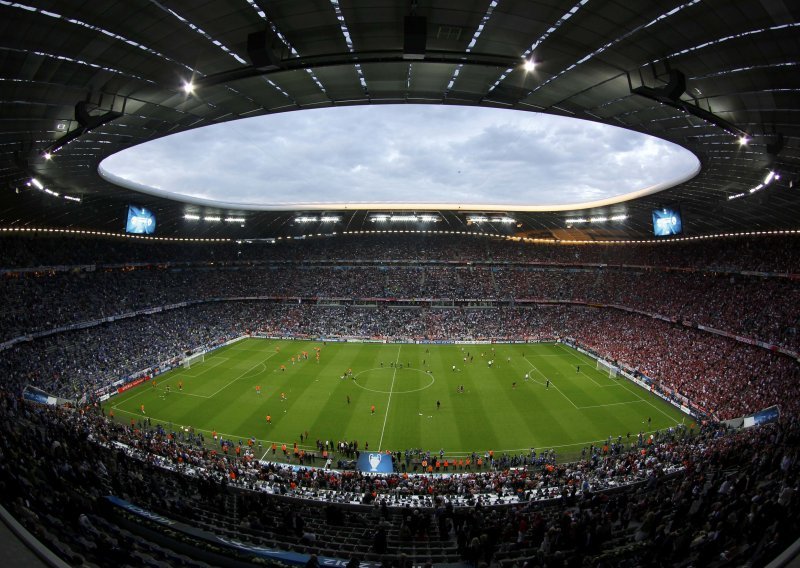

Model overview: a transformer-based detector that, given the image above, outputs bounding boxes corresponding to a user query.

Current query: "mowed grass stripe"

[261,342,336,446]
[110,339,276,426]
[538,357,597,407]
[306,349,360,445]
[103,339,690,460]
[184,342,276,436]
[449,358,502,452]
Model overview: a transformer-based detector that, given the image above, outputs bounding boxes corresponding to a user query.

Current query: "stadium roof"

[0,0,798,240]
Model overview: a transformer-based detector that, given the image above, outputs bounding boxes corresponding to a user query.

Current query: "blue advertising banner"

[742,405,780,428]
[753,405,780,426]
[357,452,394,473]
[23,390,50,405]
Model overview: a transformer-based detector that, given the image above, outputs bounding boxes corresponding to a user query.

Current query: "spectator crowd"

[1,297,796,421]
[0,231,798,566]
[0,382,797,567]
[2,232,800,273]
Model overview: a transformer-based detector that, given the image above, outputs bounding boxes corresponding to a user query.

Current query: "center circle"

[352,367,435,394]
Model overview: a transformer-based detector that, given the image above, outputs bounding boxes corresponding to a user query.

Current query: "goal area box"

[182,352,205,369]
[596,358,619,378]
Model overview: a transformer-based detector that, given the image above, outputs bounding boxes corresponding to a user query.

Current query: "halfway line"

[377,345,402,450]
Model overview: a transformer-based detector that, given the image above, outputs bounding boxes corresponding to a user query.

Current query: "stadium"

[0,1,799,567]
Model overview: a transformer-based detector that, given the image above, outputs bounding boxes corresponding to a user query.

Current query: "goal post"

[595,358,619,378]
[182,351,205,369]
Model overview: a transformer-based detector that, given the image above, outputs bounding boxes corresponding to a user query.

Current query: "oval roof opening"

[99,105,699,211]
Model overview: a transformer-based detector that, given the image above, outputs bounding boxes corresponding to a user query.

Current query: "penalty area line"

[525,360,579,410]
[109,408,319,453]
[556,344,620,387]
[618,379,682,425]
[205,352,278,398]
[577,400,645,409]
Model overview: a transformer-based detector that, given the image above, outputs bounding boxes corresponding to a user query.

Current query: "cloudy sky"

[100,105,699,209]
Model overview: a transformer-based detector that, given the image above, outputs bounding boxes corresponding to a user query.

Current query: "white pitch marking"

[377,345,402,451]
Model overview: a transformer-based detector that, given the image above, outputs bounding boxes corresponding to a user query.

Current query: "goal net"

[182,351,205,369]
[595,359,619,378]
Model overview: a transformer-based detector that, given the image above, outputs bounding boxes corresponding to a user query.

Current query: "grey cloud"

[101,105,698,207]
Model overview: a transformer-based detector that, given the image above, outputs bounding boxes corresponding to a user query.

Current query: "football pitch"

[105,339,687,462]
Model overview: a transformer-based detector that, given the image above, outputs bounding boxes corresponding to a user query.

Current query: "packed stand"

[3,232,800,273]
[2,261,799,352]
[1,232,799,565]
[0,385,797,567]
[1,303,796,421]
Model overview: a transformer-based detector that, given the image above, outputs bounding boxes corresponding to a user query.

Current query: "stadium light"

[730,170,781,201]
[204,216,221,222]
[31,178,43,190]
[738,135,748,146]
[295,216,318,223]
[523,57,536,72]
[589,217,608,223]
[224,217,246,223]
[182,80,195,94]
[468,216,516,224]
[63,195,81,202]
[184,214,200,220]
[565,218,588,224]
[320,216,340,223]
[369,214,439,222]
[43,151,52,160]
[609,214,628,221]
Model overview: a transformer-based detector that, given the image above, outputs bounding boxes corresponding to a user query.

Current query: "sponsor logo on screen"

[126,206,156,234]
[652,208,682,236]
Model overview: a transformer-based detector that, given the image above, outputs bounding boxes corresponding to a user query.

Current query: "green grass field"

[105,339,687,462]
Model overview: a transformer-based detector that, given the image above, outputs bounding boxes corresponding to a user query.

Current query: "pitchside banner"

[357,452,394,474]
